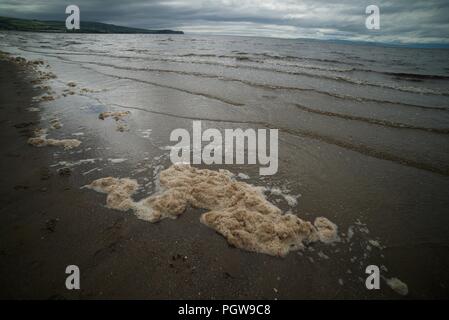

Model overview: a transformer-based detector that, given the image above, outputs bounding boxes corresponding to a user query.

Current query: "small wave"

[19,46,449,110]
[348,67,449,81]
[180,53,218,58]
[64,41,83,46]
[386,72,449,81]
[294,103,449,134]
[107,102,449,177]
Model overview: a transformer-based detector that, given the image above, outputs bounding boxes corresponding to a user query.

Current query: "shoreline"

[0,57,404,299]
[1,36,448,298]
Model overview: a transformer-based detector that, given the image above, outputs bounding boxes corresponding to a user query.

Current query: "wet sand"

[1,59,339,299]
[0,58,373,299]
[1,34,449,299]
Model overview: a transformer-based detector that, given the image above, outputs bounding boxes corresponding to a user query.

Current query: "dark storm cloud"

[0,0,448,43]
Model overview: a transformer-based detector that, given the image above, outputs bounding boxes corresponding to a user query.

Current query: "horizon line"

[1,15,448,49]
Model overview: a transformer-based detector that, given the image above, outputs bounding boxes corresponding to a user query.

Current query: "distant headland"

[0,16,184,34]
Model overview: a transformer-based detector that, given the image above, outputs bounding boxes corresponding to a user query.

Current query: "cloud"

[0,0,448,43]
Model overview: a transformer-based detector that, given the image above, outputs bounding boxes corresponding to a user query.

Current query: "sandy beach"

[1,32,449,299]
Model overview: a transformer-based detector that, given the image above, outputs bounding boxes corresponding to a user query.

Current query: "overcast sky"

[1,0,448,44]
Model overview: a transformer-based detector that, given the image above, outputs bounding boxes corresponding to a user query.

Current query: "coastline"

[0,16,184,34]
[0,57,311,299]
[0,57,84,298]
[0,58,374,299]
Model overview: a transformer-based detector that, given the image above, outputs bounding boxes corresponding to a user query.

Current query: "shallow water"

[1,32,449,298]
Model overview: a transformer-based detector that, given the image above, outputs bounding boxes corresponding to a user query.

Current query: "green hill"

[0,16,183,34]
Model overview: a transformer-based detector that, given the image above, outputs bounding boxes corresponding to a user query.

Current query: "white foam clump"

[108,158,127,164]
[386,277,408,296]
[368,239,382,249]
[237,173,250,180]
[51,158,100,168]
[28,129,81,150]
[283,194,299,207]
[266,186,300,208]
[85,164,339,257]
[138,129,152,139]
